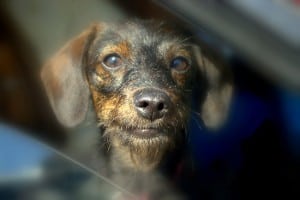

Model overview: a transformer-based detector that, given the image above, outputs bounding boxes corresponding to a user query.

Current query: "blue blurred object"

[278,89,300,156]
[189,87,300,162]
[189,89,269,169]
[0,124,130,200]
[0,124,50,181]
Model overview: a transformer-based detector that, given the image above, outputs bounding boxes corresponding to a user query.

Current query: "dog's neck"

[98,126,190,197]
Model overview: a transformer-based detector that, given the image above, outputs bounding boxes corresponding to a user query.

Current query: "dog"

[41,19,232,199]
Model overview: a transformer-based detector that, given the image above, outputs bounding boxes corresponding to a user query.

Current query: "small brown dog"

[41,19,232,198]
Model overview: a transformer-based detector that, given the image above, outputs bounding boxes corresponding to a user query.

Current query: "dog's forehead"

[122,23,171,44]
[95,21,185,52]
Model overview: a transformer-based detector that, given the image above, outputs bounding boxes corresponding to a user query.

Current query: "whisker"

[192,110,203,130]
[191,110,201,116]
[178,36,192,44]
[184,89,193,93]
[184,126,190,143]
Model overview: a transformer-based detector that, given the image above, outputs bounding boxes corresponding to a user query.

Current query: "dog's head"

[41,20,232,171]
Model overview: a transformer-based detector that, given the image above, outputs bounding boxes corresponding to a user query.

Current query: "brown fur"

[41,19,233,196]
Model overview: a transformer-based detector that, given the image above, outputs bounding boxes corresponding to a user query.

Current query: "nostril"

[137,101,149,108]
[157,102,165,111]
[136,99,166,111]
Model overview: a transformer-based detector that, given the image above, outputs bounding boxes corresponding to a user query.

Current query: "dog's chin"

[105,124,179,171]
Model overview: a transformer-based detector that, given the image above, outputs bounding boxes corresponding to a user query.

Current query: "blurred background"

[0,0,300,199]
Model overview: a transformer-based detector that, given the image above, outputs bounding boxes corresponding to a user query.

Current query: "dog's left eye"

[102,54,123,69]
[170,57,190,72]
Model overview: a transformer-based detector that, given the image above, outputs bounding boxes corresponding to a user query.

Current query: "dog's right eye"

[102,54,123,69]
[170,56,190,72]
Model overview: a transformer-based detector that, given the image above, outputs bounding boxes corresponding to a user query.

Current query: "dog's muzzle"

[131,88,172,138]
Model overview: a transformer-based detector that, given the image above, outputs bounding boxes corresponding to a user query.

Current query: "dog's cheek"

[115,102,137,125]
[171,68,196,92]
[90,91,122,123]
[171,72,188,88]
[169,90,190,115]
[90,64,113,87]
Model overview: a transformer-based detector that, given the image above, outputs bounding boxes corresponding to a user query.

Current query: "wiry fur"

[41,19,233,198]
[85,20,194,173]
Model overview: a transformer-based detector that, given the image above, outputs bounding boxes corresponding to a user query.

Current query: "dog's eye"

[102,54,122,69]
[170,57,190,72]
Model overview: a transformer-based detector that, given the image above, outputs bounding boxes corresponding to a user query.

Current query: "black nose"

[134,89,171,121]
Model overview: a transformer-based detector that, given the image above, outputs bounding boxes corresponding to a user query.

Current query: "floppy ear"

[41,24,100,127]
[193,46,233,130]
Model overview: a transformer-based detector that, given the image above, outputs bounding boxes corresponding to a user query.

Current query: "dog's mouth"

[118,125,168,139]
[103,115,185,141]
[107,122,173,140]
[131,128,162,138]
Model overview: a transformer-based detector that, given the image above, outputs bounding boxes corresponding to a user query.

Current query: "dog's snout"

[134,89,171,121]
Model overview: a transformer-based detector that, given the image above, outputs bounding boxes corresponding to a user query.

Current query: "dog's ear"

[193,46,233,130]
[41,24,100,127]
